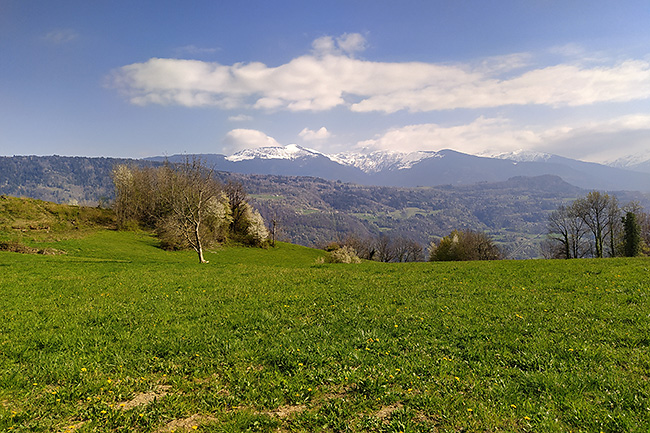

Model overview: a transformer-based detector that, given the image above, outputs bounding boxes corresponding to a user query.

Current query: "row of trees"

[544,191,649,259]
[328,229,502,263]
[428,229,502,261]
[112,160,268,263]
[328,233,426,263]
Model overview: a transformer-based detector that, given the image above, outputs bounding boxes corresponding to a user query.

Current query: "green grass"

[1,230,649,432]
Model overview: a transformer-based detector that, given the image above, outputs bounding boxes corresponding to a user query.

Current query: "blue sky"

[2,0,650,163]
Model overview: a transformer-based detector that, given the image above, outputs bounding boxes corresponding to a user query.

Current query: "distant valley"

[2,150,649,258]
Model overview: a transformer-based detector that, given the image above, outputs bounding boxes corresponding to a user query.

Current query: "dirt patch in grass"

[155,414,216,432]
[261,404,307,419]
[118,385,171,411]
[375,403,403,420]
[0,240,64,255]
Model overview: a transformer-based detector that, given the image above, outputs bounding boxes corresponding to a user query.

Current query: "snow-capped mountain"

[332,150,443,173]
[150,146,650,192]
[226,144,445,173]
[607,151,650,174]
[484,150,554,163]
[226,144,325,162]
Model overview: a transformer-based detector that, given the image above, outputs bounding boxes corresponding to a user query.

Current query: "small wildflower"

[511,404,516,408]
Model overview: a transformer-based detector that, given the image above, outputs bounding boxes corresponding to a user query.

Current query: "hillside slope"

[2,230,649,432]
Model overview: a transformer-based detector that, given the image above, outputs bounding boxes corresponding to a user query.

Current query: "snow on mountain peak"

[226,145,444,172]
[606,150,650,169]
[331,150,443,173]
[484,149,553,162]
[226,144,323,162]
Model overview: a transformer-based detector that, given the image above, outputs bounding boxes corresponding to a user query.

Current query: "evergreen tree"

[622,211,641,257]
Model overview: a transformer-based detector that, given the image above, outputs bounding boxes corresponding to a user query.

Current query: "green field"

[1,229,649,432]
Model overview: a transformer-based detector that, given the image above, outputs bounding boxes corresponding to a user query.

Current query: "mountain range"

[2,152,649,258]
[149,146,650,192]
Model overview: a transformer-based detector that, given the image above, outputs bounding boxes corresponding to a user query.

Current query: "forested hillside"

[2,156,649,258]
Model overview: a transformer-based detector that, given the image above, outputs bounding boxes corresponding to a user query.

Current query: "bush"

[324,245,361,263]
[429,229,502,261]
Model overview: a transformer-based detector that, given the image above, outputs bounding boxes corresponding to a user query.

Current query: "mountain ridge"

[149,146,650,192]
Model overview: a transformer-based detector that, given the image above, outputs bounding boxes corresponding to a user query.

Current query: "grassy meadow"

[1,218,649,431]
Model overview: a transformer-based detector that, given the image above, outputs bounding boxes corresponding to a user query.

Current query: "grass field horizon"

[1,223,649,431]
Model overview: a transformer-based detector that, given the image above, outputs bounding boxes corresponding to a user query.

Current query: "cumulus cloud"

[228,114,253,122]
[357,114,650,163]
[311,32,366,57]
[222,129,280,154]
[298,127,331,141]
[111,33,650,113]
[43,28,78,44]
[537,115,650,162]
[358,117,539,155]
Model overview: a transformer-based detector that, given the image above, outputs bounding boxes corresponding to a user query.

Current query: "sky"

[2,0,650,164]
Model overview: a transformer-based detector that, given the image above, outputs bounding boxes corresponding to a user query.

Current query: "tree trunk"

[195,223,208,263]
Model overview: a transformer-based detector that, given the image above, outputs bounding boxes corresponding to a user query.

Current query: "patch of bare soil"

[155,414,216,432]
[261,404,307,419]
[118,385,171,411]
[375,403,403,420]
[0,240,64,255]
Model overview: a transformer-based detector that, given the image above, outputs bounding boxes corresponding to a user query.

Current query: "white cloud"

[43,28,78,44]
[175,45,220,56]
[336,33,367,55]
[357,115,650,163]
[228,114,253,122]
[537,115,650,162]
[222,129,280,154]
[298,127,331,141]
[358,117,539,155]
[111,34,650,113]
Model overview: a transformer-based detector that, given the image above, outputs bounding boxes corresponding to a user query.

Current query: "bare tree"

[546,203,590,259]
[574,191,613,258]
[158,159,228,263]
[343,234,376,260]
[375,234,397,262]
[393,236,424,262]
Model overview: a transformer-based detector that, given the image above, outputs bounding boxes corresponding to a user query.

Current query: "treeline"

[112,159,268,263]
[544,190,649,259]
[324,229,502,263]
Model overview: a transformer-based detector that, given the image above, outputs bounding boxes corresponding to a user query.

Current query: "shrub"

[325,245,361,263]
